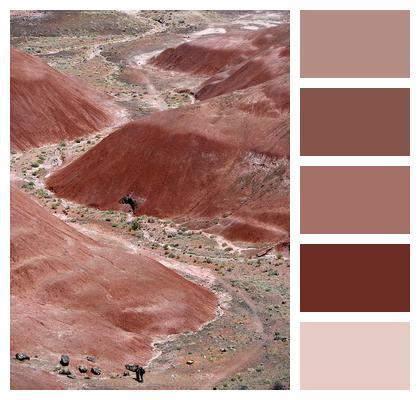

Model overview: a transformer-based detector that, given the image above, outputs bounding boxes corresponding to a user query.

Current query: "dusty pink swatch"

[301,322,410,389]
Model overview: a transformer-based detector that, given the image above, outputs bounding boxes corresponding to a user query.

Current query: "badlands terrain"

[10,10,290,390]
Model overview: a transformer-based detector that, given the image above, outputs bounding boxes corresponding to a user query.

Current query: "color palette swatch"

[300,88,410,156]
[299,9,410,390]
[300,10,410,77]
[300,244,410,312]
[300,166,410,234]
[300,323,410,389]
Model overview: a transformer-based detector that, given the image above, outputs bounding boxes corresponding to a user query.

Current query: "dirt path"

[142,72,169,110]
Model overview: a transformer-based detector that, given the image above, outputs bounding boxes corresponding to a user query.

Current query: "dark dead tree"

[119,193,138,213]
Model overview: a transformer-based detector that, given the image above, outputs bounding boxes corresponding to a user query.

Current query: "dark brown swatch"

[300,244,410,312]
[300,88,410,156]
[301,10,410,77]
[300,166,410,234]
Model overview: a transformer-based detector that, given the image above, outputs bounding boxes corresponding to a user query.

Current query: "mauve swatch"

[301,10,410,77]
[300,88,410,156]
[300,166,410,234]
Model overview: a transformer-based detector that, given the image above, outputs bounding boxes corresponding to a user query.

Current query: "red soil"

[195,46,289,101]
[10,186,217,384]
[46,77,290,244]
[150,25,289,77]
[10,48,119,151]
[11,364,65,390]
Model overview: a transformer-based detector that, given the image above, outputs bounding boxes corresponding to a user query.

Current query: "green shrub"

[21,181,35,190]
[130,218,141,231]
[35,189,50,198]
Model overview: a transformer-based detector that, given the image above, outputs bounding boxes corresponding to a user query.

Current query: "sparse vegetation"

[35,188,50,198]
[21,181,35,190]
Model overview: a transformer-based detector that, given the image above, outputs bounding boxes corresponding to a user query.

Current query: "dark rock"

[60,354,70,366]
[78,365,88,373]
[67,373,77,379]
[91,367,101,375]
[274,332,288,342]
[58,366,71,376]
[125,363,139,372]
[15,352,30,361]
[86,355,96,363]
[239,385,249,390]
[272,381,284,390]
[123,370,130,376]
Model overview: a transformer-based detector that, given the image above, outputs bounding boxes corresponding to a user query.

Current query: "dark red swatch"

[300,244,410,312]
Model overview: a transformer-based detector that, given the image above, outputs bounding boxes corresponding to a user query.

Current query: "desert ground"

[10,10,290,390]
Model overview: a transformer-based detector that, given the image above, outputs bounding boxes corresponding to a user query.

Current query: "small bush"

[21,181,35,190]
[35,189,50,198]
[130,218,141,231]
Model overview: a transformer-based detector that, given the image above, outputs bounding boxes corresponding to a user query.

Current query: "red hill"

[10,48,119,151]
[195,46,289,101]
[46,78,290,244]
[11,185,217,385]
[150,25,289,77]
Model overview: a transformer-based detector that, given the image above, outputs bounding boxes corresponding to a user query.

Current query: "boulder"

[78,365,88,373]
[15,352,30,361]
[60,354,70,366]
[91,367,101,375]
[125,363,139,372]
[58,366,71,376]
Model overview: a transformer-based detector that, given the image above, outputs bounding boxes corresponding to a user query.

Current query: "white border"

[1,0,419,399]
